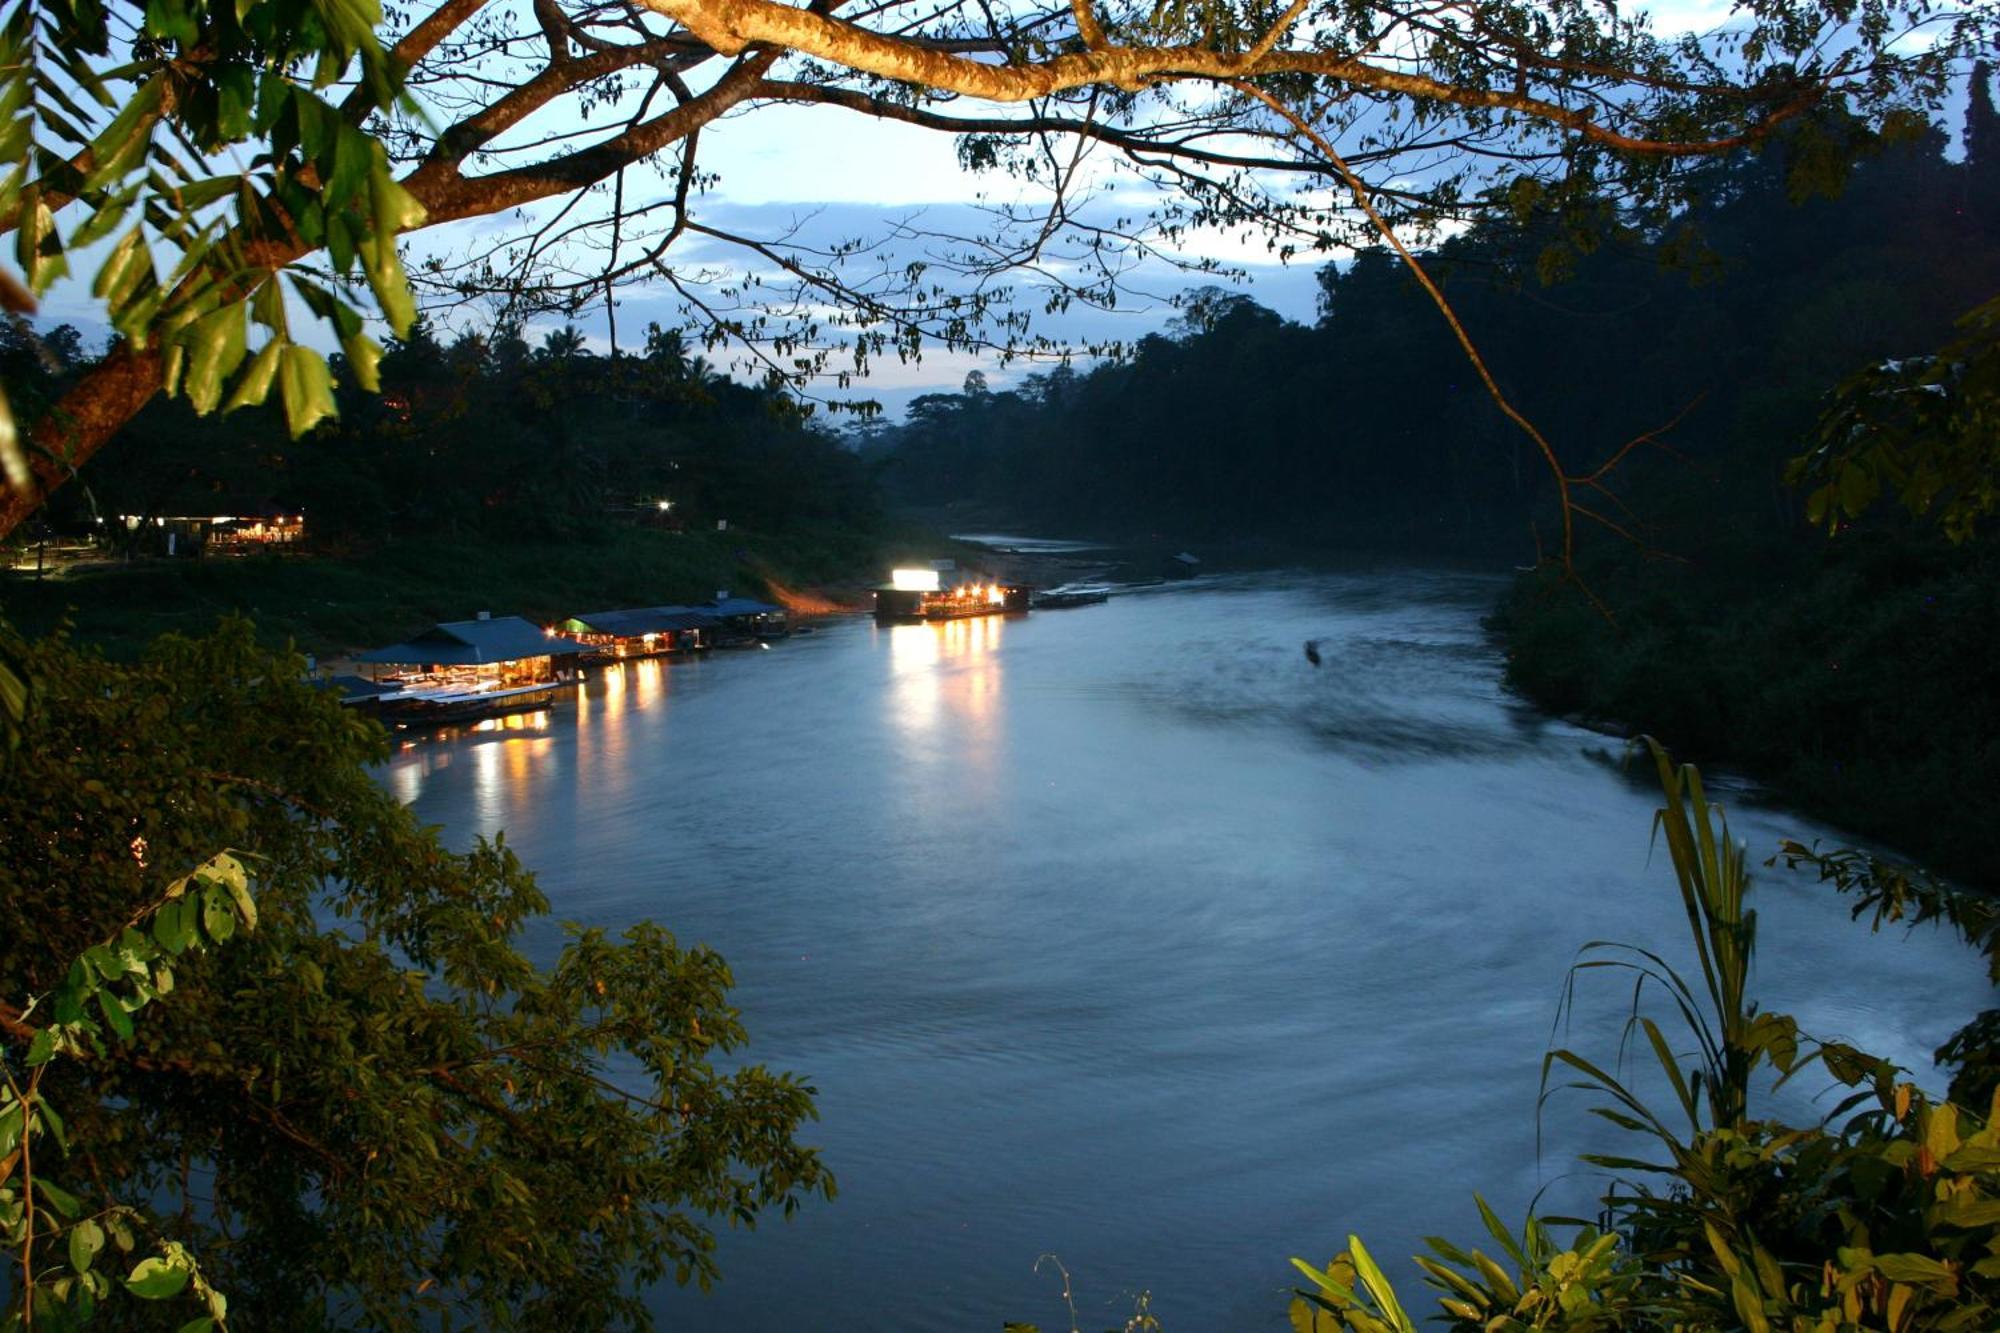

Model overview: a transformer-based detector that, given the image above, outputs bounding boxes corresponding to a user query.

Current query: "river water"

[381,568,1987,1330]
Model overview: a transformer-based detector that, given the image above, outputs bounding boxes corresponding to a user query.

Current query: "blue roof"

[357,616,579,665]
[564,606,719,637]
[322,673,400,700]
[705,597,782,618]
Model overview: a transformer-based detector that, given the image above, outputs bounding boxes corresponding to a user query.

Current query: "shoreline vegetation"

[1491,533,2000,892]
[0,517,1275,662]
[0,520,924,660]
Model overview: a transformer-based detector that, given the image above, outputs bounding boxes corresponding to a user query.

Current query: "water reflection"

[883,616,1008,807]
[468,718,554,828]
[575,659,674,808]
[388,711,553,809]
[884,617,1005,740]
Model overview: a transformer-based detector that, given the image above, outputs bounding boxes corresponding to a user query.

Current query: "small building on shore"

[108,504,304,558]
[559,606,719,660]
[351,614,582,725]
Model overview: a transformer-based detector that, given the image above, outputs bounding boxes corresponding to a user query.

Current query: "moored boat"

[1030,585,1111,610]
[874,567,1029,621]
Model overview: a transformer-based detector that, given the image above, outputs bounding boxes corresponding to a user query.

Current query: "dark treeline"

[8,318,878,549]
[875,94,2000,885]
[874,107,2000,557]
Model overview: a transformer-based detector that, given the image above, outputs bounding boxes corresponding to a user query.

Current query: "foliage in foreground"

[0,619,833,1327]
[4,852,255,1331]
[1293,743,2000,1331]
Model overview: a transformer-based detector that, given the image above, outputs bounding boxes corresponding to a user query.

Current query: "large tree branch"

[409,47,779,222]
[418,36,706,170]
[751,77,1537,181]
[2,342,166,537]
[1,50,785,536]
[638,0,1818,154]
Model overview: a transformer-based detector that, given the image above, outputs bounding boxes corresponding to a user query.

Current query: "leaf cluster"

[1794,294,2000,543]
[5,851,253,1331]
[0,0,423,474]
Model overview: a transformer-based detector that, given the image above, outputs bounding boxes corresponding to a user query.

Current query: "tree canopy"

[0,0,1992,536]
[0,621,834,1326]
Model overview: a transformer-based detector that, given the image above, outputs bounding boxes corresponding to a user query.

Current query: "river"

[381,568,1988,1330]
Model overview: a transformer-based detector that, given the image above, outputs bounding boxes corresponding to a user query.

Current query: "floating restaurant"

[874,567,1029,622]
[348,614,582,726]
[702,594,789,643]
[559,605,719,661]
[335,590,797,730]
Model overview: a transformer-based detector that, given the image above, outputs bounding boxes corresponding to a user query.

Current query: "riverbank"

[1490,531,2000,890]
[0,519,941,659]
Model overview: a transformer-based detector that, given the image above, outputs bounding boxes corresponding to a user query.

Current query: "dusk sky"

[29,0,1948,421]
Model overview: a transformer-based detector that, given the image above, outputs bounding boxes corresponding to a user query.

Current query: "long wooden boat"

[379,679,576,727]
[1031,586,1110,609]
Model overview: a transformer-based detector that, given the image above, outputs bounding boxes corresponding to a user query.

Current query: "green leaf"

[38,1095,67,1150]
[153,897,195,954]
[161,341,187,399]
[70,184,142,249]
[1347,1235,1415,1332]
[33,1176,83,1220]
[180,302,249,415]
[171,176,245,213]
[1473,1195,1530,1270]
[278,344,337,436]
[124,1254,191,1300]
[81,77,166,191]
[250,275,288,331]
[212,864,257,932]
[177,1320,216,1333]
[224,337,284,412]
[1289,1257,1362,1308]
[25,1025,57,1065]
[69,1218,105,1274]
[0,1098,22,1157]
[295,91,336,160]
[200,882,237,943]
[343,332,384,392]
[1871,1252,1958,1289]
[325,122,372,207]
[96,989,134,1041]
[18,197,69,296]
[143,0,199,43]
[214,62,255,139]
[357,157,424,335]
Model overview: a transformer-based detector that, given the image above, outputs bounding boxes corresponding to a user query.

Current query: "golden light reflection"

[467,724,556,829]
[577,659,672,730]
[885,615,1004,781]
[471,710,551,736]
[382,707,555,821]
[634,657,664,710]
[570,658,677,812]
